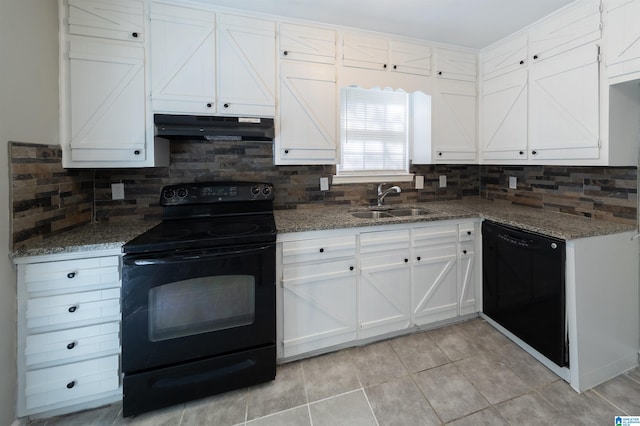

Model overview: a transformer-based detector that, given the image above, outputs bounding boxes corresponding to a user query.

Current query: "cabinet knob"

[519,60,525,65]
[66,272,76,279]
[519,151,524,155]
[66,341,76,350]
[319,248,324,253]
[393,65,397,69]
[68,305,78,313]
[206,103,213,108]
[438,152,443,156]
[532,150,538,155]
[223,103,229,108]
[283,50,289,56]
[349,266,354,271]
[404,258,409,263]
[463,249,468,254]
[467,231,472,235]
[417,256,421,261]
[284,149,289,154]
[132,32,138,38]
[438,71,442,75]
[533,54,539,60]
[134,150,141,155]
[383,64,387,69]
[66,381,76,389]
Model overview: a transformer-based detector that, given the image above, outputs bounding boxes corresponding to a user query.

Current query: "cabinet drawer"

[27,289,120,330]
[412,225,458,247]
[458,224,476,241]
[360,229,410,254]
[283,258,356,283]
[279,22,336,64]
[282,235,356,264]
[413,243,457,263]
[25,257,120,295]
[68,0,145,42]
[26,322,120,367]
[25,355,119,412]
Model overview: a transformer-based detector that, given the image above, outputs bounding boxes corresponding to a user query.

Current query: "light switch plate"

[112,183,125,200]
[439,175,447,188]
[509,176,517,189]
[320,177,329,191]
[415,175,424,189]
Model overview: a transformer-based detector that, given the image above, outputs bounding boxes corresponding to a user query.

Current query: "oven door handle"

[131,245,273,265]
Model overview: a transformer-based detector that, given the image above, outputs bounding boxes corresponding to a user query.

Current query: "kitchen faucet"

[377,183,401,206]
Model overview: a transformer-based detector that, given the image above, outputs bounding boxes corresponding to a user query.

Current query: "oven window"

[148,275,255,342]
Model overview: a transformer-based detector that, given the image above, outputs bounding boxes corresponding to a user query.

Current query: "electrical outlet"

[112,183,125,200]
[320,177,329,191]
[509,176,517,189]
[439,175,447,188]
[415,175,424,190]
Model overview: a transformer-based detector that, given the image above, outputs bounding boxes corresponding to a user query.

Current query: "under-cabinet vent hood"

[154,114,275,141]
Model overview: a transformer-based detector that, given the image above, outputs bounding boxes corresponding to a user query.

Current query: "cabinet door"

[458,241,477,316]
[66,37,147,164]
[276,61,337,164]
[529,43,600,160]
[343,33,389,71]
[359,230,411,338]
[279,22,336,64]
[480,68,528,161]
[68,0,144,42]
[606,0,640,81]
[150,2,216,114]
[529,0,601,62]
[282,259,357,358]
[435,49,477,82]
[389,40,432,76]
[217,14,276,117]
[481,33,528,80]
[434,80,477,162]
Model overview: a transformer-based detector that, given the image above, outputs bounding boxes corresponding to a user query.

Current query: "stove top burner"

[208,223,260,236]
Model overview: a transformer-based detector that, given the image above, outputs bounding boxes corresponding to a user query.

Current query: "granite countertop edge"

[11,200,637,259]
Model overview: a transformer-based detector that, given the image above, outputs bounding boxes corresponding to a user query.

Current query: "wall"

[0,0,59,423]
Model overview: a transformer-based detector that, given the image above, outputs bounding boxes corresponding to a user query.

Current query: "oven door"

[121,243,275,373]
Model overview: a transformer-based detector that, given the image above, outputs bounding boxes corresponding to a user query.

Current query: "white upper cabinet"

[433,80,477,163]
[217,14,276,117]
[150,2,216,114]
[434,49,477,82]
[276,62,337,164]
[68,0,145,42]
[60,0,169,168]
[150,4,276,117]
[480,0,605,165]
[605,0,640,83]
[343,32,432,76]
[279,22,336,64]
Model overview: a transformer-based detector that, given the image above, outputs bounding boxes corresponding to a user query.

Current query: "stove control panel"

[161,181,274,206]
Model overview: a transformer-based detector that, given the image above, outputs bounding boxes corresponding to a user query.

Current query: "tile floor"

[30,317,640,425]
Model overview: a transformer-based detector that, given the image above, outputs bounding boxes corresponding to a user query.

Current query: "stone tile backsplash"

[9,140,638,248]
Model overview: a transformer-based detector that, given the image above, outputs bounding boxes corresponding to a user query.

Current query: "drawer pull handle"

[68,305,78,313]
[67,272,76,279]
[66,380,76,389]
[66,341,76,350]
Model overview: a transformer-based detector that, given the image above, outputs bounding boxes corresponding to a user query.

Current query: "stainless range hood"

[154,114,275,141]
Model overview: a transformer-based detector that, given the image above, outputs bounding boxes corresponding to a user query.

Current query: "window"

[334,86,415,184]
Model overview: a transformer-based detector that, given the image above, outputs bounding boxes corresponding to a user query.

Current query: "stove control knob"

[251,186,261,196]
[163,189,175,200]
[177,188,188,198]
[262,186,272,196]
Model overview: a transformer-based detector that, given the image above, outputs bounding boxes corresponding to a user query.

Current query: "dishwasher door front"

[482,221,568,367]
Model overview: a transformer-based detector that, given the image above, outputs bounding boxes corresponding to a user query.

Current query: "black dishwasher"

[482,221,568,367]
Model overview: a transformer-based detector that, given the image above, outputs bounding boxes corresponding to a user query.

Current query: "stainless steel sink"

[389,208,429,217]
[351,211,394,219]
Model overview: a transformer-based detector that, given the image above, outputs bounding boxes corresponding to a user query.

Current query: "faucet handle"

[377,183,386,195]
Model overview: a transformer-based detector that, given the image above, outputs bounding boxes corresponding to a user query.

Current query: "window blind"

[338,87,409,175]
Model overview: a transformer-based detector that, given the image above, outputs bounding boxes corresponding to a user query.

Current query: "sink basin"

[389,208,429,217]
[351,211,394,219]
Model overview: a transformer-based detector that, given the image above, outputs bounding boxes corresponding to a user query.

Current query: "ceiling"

[195,0,576,49]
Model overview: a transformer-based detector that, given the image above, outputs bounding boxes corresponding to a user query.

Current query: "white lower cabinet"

[277,219,480,359]
[14,250,123,418]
